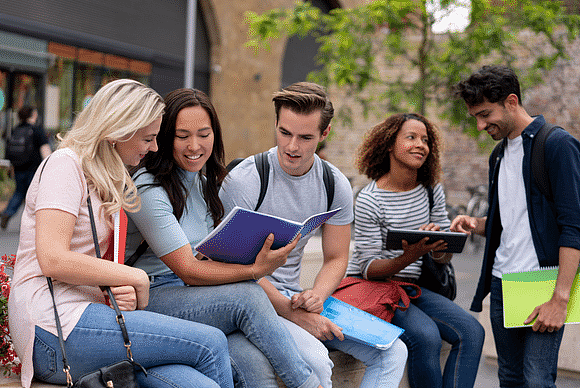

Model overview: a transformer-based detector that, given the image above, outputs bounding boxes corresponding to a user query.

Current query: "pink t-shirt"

[8,148,111,388]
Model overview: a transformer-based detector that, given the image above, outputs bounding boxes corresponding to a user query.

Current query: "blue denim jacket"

[471,115,580,312]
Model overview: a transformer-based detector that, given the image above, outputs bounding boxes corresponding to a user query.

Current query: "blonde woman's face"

[115,117,161,166]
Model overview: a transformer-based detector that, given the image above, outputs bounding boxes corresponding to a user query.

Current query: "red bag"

[331,277,421,322]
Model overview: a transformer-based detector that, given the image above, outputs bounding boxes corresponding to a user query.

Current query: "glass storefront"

[46,42,151,133]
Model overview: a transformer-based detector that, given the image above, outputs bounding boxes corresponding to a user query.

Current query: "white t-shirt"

[8,149,109,388]
[219,147,354,293]
[493,135,540,278]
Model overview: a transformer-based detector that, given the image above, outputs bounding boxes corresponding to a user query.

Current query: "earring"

[112,141,117,148]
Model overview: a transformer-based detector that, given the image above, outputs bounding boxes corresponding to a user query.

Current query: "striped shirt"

[346,181,451,279]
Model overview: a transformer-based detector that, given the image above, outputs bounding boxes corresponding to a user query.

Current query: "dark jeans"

[391,286,485,388]
[3,168,35,217]
[490,276,564,388]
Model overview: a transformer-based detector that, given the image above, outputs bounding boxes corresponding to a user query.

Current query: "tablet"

[385,228,468,253]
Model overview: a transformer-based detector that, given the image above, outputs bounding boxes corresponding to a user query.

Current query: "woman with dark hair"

[125,88,322,388]
[346,113,484,388]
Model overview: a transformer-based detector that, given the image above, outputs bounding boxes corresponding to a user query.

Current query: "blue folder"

[321,296,404,349]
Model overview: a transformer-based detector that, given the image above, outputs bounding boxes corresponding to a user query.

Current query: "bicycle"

[465,185,488,252]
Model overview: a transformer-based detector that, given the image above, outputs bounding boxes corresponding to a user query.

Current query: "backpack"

[491,121,557,201]
[227,150,335,212]
[5,124,35,169]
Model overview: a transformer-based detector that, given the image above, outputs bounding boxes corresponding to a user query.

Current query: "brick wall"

[207,0,579,208]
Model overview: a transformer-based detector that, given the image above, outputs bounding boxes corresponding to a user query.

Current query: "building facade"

[1,0,578,207]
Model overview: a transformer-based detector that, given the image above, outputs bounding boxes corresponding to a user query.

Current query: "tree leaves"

[245,0,579,137]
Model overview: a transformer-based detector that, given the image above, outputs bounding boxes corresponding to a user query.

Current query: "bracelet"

[250,267,257,281]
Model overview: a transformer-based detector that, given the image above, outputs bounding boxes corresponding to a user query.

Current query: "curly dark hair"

[134,88,227,227]
[454,65,522,107]
[356,113,442,188]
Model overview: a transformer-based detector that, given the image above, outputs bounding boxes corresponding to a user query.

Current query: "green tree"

[246,0,580,140]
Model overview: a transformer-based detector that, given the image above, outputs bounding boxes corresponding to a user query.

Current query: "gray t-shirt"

[219,147,354,293]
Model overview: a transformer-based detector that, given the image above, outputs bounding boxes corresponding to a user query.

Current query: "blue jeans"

[146,274,319,388]
[33,303,233,388]
[230,290,408,388]
[391,286,485,388]
[490,276,564,388]
[325,335,407,387]
[3,168,35,217]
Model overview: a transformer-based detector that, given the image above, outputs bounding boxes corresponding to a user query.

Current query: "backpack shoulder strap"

[254,151,270,211]
[531,122,557,201]
[253,152,336,212]
[321,160,335,212]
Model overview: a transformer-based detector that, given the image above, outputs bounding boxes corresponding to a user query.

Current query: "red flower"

[0,254,20,376]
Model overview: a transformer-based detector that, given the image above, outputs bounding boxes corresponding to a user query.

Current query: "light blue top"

[125,168,213,276]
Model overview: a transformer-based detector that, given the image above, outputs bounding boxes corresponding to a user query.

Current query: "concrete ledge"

[0,375,58,388]
[277,344,452,388]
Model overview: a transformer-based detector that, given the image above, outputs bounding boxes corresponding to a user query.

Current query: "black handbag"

[416,186,458,301]
[46,193,146,388]
[418,253,457,301]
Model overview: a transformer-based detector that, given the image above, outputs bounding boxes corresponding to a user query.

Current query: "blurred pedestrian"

[1,106,51,229]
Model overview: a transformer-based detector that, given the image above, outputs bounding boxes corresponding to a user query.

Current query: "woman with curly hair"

[346,113,484,388]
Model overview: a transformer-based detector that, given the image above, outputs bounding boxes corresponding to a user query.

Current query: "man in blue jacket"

[451,65,580,387]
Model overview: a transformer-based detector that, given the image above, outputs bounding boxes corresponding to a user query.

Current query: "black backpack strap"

[253,152,336,212]
[322,160,335,212]
[254,151,270,211]
[531,122,557,201]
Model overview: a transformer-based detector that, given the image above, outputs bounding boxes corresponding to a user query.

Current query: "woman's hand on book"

[253,233,300,278]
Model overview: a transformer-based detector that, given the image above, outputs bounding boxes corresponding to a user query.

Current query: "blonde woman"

[9,79,234,388]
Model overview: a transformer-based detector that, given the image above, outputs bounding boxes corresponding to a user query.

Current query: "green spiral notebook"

[501,267,580,328]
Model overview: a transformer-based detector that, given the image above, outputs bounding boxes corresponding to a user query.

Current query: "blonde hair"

[59,79,164,223]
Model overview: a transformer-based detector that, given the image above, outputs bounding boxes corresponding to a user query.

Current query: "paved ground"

[2,212,580,387]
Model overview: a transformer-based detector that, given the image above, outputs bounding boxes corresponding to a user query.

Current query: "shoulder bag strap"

[46,188,144,386]
[124,240,148,267]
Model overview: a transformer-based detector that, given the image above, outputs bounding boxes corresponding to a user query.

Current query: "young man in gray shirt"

[220,82,407,388]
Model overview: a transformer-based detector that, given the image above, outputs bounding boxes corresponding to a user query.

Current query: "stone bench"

[276,343,452,388]
[5,343,450,388]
